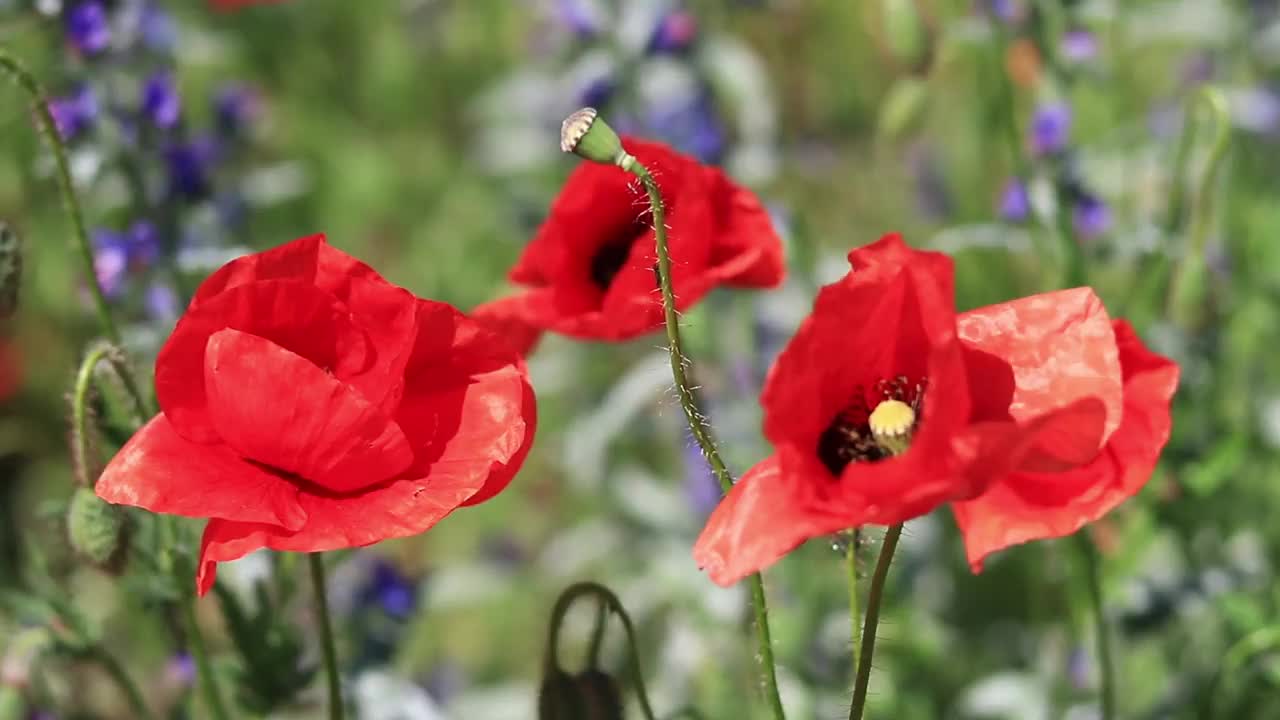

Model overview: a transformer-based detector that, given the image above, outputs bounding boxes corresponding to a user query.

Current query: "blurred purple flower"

[164,653,196,689]
[127,220,161,268]
[683,439,721,519]
[998,178,1030,222]
[145,283,180,324]
[645,93,725,164]
[360,559,418,620]
[66,2,111,55]
[1231,87,1280,135]
[140,3,176,52]
[986,0,1021,23]
[1061,29,1098,63]
[1030,102,1071,156]
[910,144,951,219]
[648,10,698,54]
[1067,646,1090,690]
[1073,193,1111,239]
[555,0,601,36]
[577,75,616,110]
[48,84,99,140]
[92,229,130,297]
[142,72,181,130]
[214,85,261,136]
[1180,52,1215,88]
[165,138,219,200]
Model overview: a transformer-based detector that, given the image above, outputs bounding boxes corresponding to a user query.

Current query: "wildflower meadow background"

[1,1,1279,718]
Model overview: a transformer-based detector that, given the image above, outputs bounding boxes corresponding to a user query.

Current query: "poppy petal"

[156,279,371,443]
[705,167,785,288]
[694,454,852,586]
[203,328,414,494]
[957,287,1122,469]
[952,321,1178,570]
[96,414,306,530]
[470,295,546,357]
[191,234,419,414]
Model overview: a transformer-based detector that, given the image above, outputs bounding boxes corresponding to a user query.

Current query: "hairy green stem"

[89,645,156,720]
[629,164,787,720]
[0,49,119,343]
[846,530,860,678]
[546,581,658,720]
[310,553,345,720]
[1076,534,1116,720]
[848,524,903,720]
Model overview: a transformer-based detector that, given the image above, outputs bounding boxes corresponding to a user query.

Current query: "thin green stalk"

[846,530,860,676]
[90,645,156,720]
[0,48,119,343]
[309,553,345,720]
[630,164,786,720]
[182,591,231,720]
[848,524,903,720]
[1075,534,1116,720]
[546,581,658,720]
[71,344,113,487]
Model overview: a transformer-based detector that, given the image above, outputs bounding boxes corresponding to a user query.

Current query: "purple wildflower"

[1061,29,1098,63]
[986,0,1021,23]
[1030,102,1071,156]
[1072,193,1111,239]
[644,93,726,164]
[145,283,180,325]
[66,2,111,55]
[48,84,99,140]
[555,0,601,37]
[998,178,1030,222]
[164,653,196,689]
[577,75,616,110]
[214,85,261,136]
[142,72,181,130]
[140,3,177,52]
[127,220,161,268]
[92,230,129,298]
[164,138,219,200]
[360,559,418,620]
[648,10,698,54]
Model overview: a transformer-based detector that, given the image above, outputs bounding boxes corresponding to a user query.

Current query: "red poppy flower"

[693,234,1177,585]
[473,137,783,354]
[95,235,536,595]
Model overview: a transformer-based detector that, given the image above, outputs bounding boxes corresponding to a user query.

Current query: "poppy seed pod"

[66,486,130,572]
[560,108,633,170]
[0,222,20,319]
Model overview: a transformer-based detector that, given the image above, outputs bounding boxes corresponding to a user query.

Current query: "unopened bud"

[538,667,585,720]
[66,487,130,573]
[560,108,635,171]
[572,669,623,720]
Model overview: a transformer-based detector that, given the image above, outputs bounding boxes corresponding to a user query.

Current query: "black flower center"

[816,375,926,476]
[589,219,649,291]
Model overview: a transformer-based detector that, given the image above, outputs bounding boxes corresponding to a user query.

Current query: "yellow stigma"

[868,399,915,456]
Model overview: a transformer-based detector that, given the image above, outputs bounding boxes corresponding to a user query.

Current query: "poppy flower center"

[817,375,926,476]
[589,219,649,291]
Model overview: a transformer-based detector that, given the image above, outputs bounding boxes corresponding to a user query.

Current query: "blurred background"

[2,0,1280,718]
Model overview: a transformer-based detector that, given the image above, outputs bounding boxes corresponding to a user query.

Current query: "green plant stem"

[629,164,787,720]
[546,581,658,720]
[846,530,860,675]
[0,49,119,343]
[181,590,231,720]
[1076,534,1116,720]
[89,645,156,720]
[310,553,345,720]
[848,524,903,720]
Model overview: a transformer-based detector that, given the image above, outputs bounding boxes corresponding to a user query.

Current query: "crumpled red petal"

[957,287,1123,471]
[96,414,306,531]
[470,295,545,357]
[203,329,414,493]
[952,320,1179,570]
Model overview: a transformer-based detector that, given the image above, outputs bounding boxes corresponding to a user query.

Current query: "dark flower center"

[817,375,926,476]
[589,219,649,291]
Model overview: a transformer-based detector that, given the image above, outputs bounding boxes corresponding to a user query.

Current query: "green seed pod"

[538,667,586,720]
[560,108,634,171]
[66,487,130,573]
[572,669,624,720]
[0,222,19,319]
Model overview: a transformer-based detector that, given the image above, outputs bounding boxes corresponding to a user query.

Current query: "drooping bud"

[868,399,916,456]
[0,222,20,319]
[560,108,635,171]
[66,487,130,573]
[572,669,623,720]
[538,667,586,720]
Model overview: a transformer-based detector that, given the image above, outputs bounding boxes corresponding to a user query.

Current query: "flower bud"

[0,222,20,320]
[572,669,623,720]
[560,108,634,171]
[538,667,585,720]
[66,487,130,573]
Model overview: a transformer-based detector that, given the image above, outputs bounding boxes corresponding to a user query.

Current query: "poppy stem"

[1075,533,1116,720]
[629,163,787,720]
[0,49,120,345]
[308,553,345,720]
[846,530,861,673]
[848,523,903,720]
[545,581,659,720]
